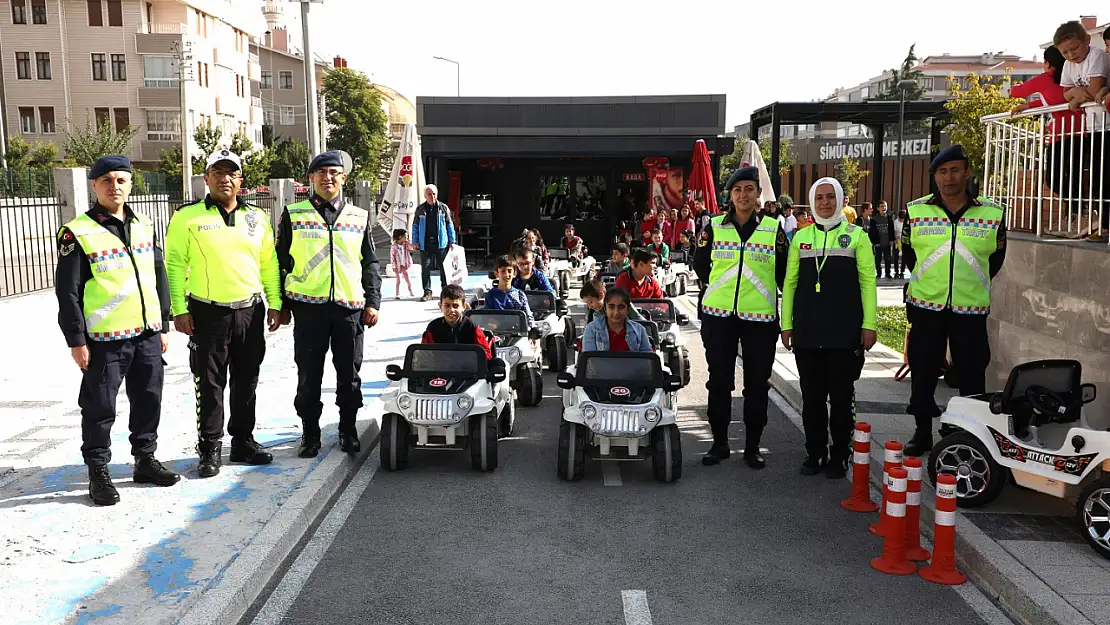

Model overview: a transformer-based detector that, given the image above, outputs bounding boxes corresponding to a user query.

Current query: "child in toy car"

[581,287,653,353]
[483,255,535,327]
[421,284,493,360]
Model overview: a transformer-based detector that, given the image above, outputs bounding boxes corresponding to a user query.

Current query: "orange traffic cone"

[920,474,967,585]
[869,441,903,536]
[902,457,931,562]
[871,466,917,575]
[841,422,878,513]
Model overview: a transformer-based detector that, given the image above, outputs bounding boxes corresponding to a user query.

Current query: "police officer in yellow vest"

[693,166,788,469]
[901,145,1008,457]
[781,178,877,478]
[276,152,382,458]
[166,150,283,477]
[55,155,181,505]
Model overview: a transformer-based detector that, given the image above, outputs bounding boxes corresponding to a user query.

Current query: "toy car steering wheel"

[1025,384,1066,416]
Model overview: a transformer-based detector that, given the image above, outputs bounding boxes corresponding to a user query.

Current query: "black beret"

[724,166,760,191]
[89,155,132,180]
[930,144,968,173]
[307,151,345,174]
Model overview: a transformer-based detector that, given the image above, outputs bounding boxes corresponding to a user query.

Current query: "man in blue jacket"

[411,184,457,301]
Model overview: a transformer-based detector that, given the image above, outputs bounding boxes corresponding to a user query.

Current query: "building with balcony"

[0,0,263,168]
[250,25,328,147]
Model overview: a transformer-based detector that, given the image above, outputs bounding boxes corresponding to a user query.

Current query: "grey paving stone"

[1039,565,1110,595]
[1002,540,1105,568]
[1064,595,1110,625]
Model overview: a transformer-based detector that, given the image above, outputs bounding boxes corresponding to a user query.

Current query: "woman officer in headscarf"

[780,178,878,478]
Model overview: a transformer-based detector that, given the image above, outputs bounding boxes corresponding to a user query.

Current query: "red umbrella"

[687,139,719,215]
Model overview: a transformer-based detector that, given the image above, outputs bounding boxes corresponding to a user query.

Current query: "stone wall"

[988,234,1110,428]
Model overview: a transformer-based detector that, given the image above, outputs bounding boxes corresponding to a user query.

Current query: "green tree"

[944,73,1023,186]
[870,44,930,136]
[322,67,388,189]
[63,115,137,166]
[28,142,58,168]
[193,118,223,161]
[835,157,871,200]
[5,136,32,168]
[269,138,310,180]
[758,137,796,176]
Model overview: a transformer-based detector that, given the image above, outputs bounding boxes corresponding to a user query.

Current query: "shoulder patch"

[844,223,856,233]
[776,230,787,247]
[698,230,710,247]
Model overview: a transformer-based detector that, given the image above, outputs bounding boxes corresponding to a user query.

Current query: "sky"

[275,0,1100,129]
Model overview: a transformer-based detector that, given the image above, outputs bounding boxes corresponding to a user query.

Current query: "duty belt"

[189,293,262,309]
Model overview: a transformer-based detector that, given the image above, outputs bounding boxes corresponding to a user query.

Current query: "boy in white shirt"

[1055,20,1110,239]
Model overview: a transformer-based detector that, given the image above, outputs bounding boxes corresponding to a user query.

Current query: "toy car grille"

[413,398,456,422]
[592,408,643,437]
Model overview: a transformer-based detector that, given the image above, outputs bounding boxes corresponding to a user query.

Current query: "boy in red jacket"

[614,248,665,299]
[421,284,492,360]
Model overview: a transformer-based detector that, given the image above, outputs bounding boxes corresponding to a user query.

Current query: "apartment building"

[251,25,327,146]
[0,0,264,167]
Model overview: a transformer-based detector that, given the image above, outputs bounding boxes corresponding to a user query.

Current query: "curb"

[767,356,1092,625]
[173,411,383,625]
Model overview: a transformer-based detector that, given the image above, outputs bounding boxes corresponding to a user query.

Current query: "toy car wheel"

[380,413,410,472]
[559,271,571,297]
[666,349,686,388]
[518,365,543,407]
[928,431,1008,507]
[678,275,687,295]
[564,317,577,344]
[1077,476,1110,560]
[498,399,515,438]
[546,335,568,372]
[651,424,683,483]
[557,421,588,481]
[680,346,691,387]
[469,412,499,472]
[666,279,678,298]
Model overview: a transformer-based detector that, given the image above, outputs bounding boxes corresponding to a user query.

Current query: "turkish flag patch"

[799,243,812,250]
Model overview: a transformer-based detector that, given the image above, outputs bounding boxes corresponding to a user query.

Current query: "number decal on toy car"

[430,378,448,388]
[610,386,630,397]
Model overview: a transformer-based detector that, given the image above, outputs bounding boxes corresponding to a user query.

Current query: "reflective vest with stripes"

[905,196,1003,314]
[66,212,161,341]
[283,200,368,309]
[701,214,779,321]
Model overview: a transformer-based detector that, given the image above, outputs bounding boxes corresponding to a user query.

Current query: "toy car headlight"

[456,395,474,412]
[397,394,412,410]
[502,346,522,365]
[582,404,597,420]
[539,321,552,335]
[644,407,660,423]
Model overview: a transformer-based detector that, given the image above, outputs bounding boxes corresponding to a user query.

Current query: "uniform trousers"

[794,348,863,460]
[906,306,990,435]
[700,314,779,448]
[188,298,266,444]
[292,303,364,433]
[79,332,163,466]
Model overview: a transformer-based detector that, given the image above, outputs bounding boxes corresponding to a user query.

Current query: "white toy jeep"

[380,344,510,472]
[556,351,684,483]
[464,308,544,408]
[547,247,574,299]
[524,289,575,372]
[667,250,694,296]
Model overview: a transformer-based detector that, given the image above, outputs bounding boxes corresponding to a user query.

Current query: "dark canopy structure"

[748,101,951,203]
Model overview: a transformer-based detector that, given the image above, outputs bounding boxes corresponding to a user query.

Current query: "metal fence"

[0,168,60,298]
[239,190,279,230]
[982,102,1110,241]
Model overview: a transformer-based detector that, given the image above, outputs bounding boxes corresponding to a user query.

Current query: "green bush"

[876,306,907,352]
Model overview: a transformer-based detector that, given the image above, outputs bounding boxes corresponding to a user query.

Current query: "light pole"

[171,39,194,202]
[895,78,917,214]
[299,0,324,156]
[432,56,460,96]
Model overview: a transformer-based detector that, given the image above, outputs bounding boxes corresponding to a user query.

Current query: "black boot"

[230,437,273,465]
[824,455,850,479]
[197,441,222,478]
[298,424,322,459]
[133,454,181,486]
[903,431,933,458]
[339,431,361,454]
[744,447,766,469]
[88,465,120,506]
[800,454,826,476]
[701,441,731,466]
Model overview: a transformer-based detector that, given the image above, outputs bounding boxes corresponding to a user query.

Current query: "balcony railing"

[137,23,187,34]
[982,102,1109,243]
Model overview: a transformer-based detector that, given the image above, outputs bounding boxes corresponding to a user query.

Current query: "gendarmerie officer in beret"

[277,152,382,457]
[55,155,180,505]
[900,145,1007,456]
[693,166,789,469]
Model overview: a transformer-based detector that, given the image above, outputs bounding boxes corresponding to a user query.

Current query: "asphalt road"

[243,293,1003,625]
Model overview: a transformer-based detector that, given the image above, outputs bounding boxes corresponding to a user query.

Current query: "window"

[31,0,45,24]
[91,53,106,80]
[279,70,293,90]
[106,0,121,26]
[263,106,274,125]
[194,9,201,35]
[146,110,180,140]
[204,63,209,86]
[922,77,935,91]
[110,54,126,81]
[113,108,129,131]
[94,107,111,130]
[35,52,50,79]
[12,0,26,24]
[279,105,294,125]
[143,56,178,87]
[39,107,55,134]
[15,52,31,79]
[87,0,101,25]
[19,107,36,133]
[260,70,272,89]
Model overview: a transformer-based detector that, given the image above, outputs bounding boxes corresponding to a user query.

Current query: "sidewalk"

[762,313,1110,625]
[0,268,486,625]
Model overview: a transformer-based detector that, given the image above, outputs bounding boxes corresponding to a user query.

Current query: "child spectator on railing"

[671,206,695,248]
[640,207,657,245]
[674,230,695,258]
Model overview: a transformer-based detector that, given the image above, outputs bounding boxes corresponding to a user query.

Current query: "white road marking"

[249,450,380,625]
[621,590,653,625]
[602,462,623,487]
